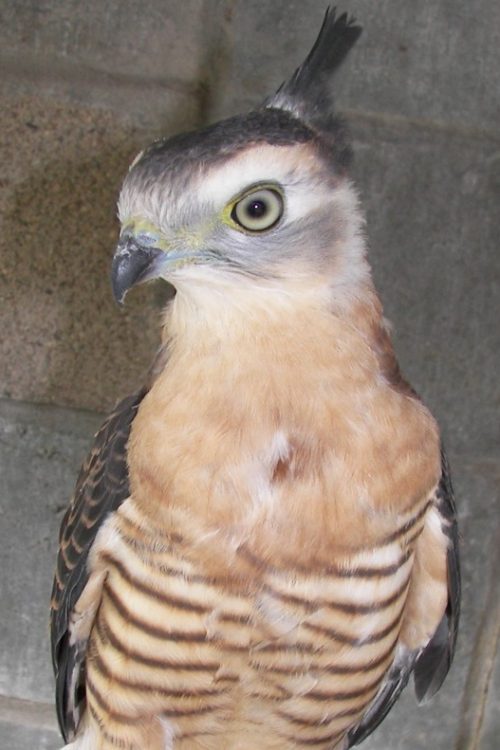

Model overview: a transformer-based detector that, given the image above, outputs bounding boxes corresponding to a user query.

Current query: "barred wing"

[50,388,147,741]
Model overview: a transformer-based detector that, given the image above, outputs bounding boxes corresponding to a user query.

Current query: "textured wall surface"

[0,1,498,748]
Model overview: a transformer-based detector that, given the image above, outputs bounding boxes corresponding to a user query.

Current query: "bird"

[50,8,460,750]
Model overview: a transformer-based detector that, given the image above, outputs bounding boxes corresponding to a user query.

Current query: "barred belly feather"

[75,486,441,750]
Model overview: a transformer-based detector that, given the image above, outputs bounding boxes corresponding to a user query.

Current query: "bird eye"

[231,188,283,232]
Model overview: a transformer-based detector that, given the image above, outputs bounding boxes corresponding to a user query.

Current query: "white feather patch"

[60,721,98,750]
[159,717,176,750]
[244,431,291,519]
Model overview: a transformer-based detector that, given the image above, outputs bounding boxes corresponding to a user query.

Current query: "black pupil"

[246,199,267,218]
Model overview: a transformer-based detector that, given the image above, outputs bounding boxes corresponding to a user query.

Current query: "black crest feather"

[265,7,361,130]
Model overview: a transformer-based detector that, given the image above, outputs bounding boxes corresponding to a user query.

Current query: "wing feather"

[413,448,461,701]
[347,448,460,747]
[50,387,147,741]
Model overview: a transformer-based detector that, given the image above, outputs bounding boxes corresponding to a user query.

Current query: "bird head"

[112,9,366,313]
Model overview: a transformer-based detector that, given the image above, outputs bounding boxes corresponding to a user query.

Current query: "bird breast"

[126,297,440,565]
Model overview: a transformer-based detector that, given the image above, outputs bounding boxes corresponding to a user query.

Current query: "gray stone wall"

[0,1,498,748]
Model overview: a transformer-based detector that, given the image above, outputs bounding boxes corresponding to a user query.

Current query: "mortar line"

[0,693,59,731]
[1,52,499,145]
[0,51,200,99]
[344,107,500,145]
[454,524,500,750]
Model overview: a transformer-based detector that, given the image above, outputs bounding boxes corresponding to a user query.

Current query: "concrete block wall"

[0,1,498,748]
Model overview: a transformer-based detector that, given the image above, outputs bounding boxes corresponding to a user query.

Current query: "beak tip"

[111,238,164,304]
[111,274,127,306]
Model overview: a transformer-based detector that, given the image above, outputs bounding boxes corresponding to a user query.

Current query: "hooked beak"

[111,234,165,304]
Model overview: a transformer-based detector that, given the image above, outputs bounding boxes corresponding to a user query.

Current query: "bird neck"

[162,269,376,349]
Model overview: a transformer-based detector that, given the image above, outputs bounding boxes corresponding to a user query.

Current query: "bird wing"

[347,448,461,747]
[50,387,147,741]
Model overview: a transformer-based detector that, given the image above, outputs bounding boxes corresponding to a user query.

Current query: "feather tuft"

[265,6,362,127]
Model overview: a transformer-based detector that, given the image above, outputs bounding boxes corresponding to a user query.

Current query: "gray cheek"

[213,208,340,276]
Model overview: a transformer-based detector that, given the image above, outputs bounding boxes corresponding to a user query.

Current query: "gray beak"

[111,235,165,304]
